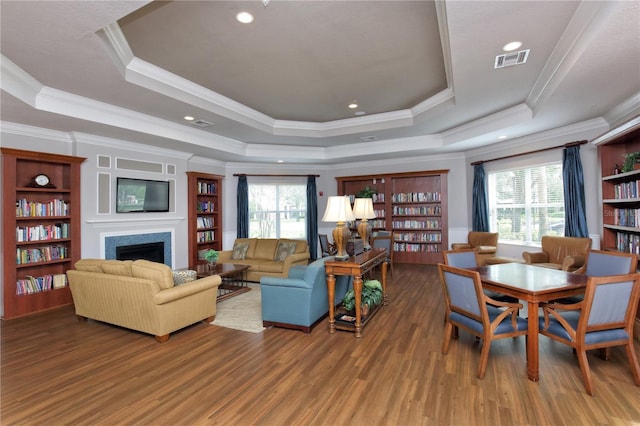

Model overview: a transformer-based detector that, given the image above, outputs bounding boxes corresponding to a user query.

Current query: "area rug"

[210,284,266,333]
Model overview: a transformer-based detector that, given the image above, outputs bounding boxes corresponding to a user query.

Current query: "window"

[249,184,306,239]
[488,163,564,244]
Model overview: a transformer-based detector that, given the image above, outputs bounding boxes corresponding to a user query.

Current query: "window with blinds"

[488,163,564,244]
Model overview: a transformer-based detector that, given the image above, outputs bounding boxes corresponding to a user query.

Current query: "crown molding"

[0,121,72,143]
[442,104,533,145]
[0,54,43,106]
[71,132,193,159]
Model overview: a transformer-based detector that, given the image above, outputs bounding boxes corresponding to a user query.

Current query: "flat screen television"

[116,177,170,213]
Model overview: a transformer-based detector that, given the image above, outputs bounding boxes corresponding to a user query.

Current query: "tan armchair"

[522,236,592,271]
[451,232,498,266]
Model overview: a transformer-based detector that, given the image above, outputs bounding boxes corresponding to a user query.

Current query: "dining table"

[469,262,589,382]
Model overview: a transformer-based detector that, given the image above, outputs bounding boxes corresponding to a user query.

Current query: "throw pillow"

[274,241,297,261]
[172,269,197,285]
[231,242,250,260]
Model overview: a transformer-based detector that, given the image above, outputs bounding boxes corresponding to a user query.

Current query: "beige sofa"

[521,236,592,271]
[67,259,221,342]
[217,238,310,282]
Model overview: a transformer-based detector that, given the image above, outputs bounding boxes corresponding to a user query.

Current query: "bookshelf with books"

[592,118,640,327]
[187,172,224,268]
[1,148,86,319]
[336,170,448,264]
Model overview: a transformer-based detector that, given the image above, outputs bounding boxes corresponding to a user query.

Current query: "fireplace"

[103,230,173,267]
[116,242,164,263]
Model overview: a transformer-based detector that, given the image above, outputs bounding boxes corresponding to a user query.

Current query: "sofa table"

[325,248,388,337]
[195,263,250,302]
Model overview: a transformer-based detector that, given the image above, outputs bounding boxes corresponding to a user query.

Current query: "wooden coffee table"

[195,263,251,302]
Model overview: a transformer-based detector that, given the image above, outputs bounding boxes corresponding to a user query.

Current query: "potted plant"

[204,249,219,268]
[355,185,377,199]
[622,152,640,173]
[342,279,383,317]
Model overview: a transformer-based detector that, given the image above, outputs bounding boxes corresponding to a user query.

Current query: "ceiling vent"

[494,49,530,69]
[191,119,213,127]
[359,136,377,142]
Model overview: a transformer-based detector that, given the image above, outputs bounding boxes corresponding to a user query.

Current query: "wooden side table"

[325,248,388,337]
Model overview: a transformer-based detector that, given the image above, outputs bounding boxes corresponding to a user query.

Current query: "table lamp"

[353,198,376,250]
[322,196,355,259]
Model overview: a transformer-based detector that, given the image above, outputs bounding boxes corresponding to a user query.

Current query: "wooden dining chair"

[370,232,394,277]
[438,264,527,379]
[318,234,336,257]
[539,273,640,396]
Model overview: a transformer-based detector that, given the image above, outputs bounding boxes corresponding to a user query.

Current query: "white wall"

[0,118,609,275]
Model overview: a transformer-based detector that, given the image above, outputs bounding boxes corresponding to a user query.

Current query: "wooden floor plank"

[2,264,640,425]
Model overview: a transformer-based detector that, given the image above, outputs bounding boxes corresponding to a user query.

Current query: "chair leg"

[625,342,640,387]
[576,349,594,396]
[477,339,491,379]
[599,348,610,361]
[442,322,453,354]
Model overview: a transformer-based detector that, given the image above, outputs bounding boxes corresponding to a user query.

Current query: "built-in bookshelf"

[187,172,224,268]
[1,148,85,319]
[336,170,448,264]
[593,118,640,327]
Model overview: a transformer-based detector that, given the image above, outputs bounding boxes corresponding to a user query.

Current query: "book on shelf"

[53,274,67,289]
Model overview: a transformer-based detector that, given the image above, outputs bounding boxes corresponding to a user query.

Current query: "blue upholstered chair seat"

[451,306,528,335]
[539,311,629,344]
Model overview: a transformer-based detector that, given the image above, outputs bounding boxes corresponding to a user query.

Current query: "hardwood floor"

[2,264,640,425]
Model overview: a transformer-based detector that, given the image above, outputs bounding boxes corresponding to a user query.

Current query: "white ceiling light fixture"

[184,115,194,121]
[503,41,522,52]
[498,135,507,139]
[348,102,358,109]
[236,11,254,24]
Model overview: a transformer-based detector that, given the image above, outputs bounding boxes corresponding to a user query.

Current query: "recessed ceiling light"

[184,116,194,121]
[498,135,507,139]
[277,160,283,163]
[236,11,254,24]
[503,41,522,52]
[354,111,366,116]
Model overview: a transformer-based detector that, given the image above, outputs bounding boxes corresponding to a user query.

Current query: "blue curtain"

[472,164,490,231]
[563,146,589,237]
[306,176,318,259]
[237,175,249,238]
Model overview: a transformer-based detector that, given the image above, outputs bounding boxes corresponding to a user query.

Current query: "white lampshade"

[322,196,355,223]
[352,198,376,219]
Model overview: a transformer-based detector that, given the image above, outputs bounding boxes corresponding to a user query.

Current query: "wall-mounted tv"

[116,177,170,213]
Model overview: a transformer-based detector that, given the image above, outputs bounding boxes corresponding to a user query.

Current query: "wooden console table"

[325,248,388,337]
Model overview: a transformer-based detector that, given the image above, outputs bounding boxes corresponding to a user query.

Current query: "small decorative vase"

[207,261,216,271]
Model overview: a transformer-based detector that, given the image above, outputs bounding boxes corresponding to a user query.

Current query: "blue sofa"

[260,256,352,333]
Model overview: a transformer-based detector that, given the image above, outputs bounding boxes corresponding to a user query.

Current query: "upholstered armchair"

[451,232,498,266]
[260,256,352,333]
[521,236,592,271]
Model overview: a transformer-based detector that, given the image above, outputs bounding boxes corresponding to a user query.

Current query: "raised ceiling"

[1,1,639,164]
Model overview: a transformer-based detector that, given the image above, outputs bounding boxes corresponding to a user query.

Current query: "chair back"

[438,264,484,320]
[443,249,478,268]
[584,250,638,276]
[318,234,334,257]
[582,274,640,330]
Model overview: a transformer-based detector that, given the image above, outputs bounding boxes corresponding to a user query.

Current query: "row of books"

[392,205,441,215]
[394,232,442,242]
[197,182,217,195]
[612,208,640,228]
[347,193,385,203]
[392,192,440,202]
[16,223,69,242]
[197,201,216,213]
[615,232,640,254]
[393,242,441,252]
[16,198,69,217]
[16,245,68,265]
[16,274,67,295]
[613,180,640,200]
[196,216,214,229]
[391,220,440,229]
[197,230,215,242]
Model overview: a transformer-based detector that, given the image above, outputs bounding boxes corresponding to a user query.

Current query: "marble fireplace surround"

[101,229,175,267]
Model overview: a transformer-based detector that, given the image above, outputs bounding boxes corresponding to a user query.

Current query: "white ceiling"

[1,0,639,164]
